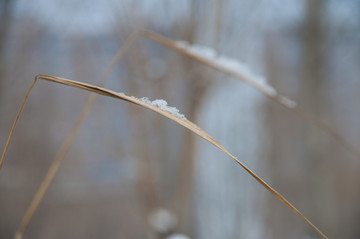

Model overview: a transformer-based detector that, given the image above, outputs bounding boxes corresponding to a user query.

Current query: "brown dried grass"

[1,30,350,239]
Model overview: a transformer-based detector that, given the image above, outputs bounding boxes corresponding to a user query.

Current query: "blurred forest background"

[0,0,360,238]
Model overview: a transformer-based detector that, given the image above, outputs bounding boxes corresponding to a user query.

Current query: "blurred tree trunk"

[0,0,13,102]
[263,1,338,238]
[263,37,290,238]
[0,0,12,54]
[174,1,222,236]
[301,0,338,237]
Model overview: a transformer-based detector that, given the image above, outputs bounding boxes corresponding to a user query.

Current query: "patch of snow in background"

[166,234,191,239]
[148,208,178,234]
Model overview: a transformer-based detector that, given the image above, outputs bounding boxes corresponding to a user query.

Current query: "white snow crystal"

[151,99,168,108]
[139,97,151,104]
[119,93,186,119]
[138,97,187,119]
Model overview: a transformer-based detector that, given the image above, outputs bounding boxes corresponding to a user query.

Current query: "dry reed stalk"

[0,31,139,171]
[4,75,327,239]
[139,29,359,160]
[0,30,343,239]
[0,80,37,169]
[4,31,139,239]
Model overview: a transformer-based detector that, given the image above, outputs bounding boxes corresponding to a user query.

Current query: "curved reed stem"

[139,29,359,160]
[10,31,139,239]
[0,78,37,170]
[0,30,341,239]
[5,74,327,239]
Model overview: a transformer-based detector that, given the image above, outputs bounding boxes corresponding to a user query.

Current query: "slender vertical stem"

[13,32,139,239]
[0,78,37,169]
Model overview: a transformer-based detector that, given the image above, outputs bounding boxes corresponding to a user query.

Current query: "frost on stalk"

[279,96,297,108]
[175,40,278,97]
[139,97,187,119]
[176,40,217,59]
